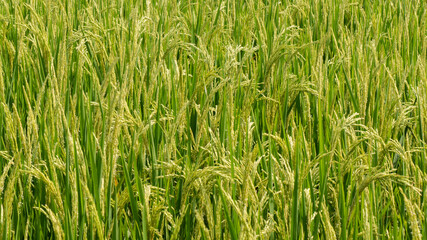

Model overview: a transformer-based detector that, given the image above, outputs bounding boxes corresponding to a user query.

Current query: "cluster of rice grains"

[0,0,426,239]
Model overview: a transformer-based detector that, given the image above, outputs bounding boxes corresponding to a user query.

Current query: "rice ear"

[35,206,64,240]
[401,189,422,240]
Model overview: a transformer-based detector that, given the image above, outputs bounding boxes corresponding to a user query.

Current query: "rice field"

[0,0,426,239]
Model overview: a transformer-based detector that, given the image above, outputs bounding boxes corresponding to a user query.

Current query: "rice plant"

[0,0,426,239]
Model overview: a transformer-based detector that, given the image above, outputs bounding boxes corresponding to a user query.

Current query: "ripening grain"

[0,0,426,239]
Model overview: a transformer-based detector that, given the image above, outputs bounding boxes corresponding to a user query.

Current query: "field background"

[0,0,426,239]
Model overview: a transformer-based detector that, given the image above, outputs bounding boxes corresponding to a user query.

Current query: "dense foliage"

[0,0,426,239]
